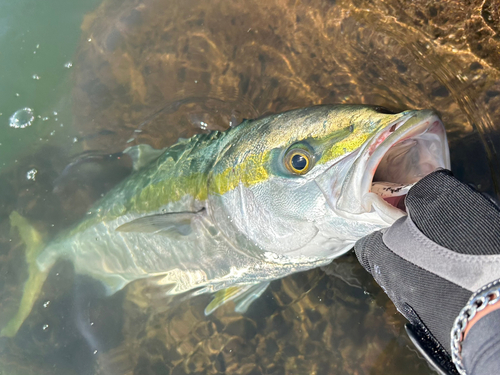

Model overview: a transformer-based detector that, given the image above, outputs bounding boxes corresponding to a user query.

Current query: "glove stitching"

[406,213,500,264]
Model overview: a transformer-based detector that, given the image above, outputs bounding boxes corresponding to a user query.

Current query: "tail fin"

[1,212,48,337]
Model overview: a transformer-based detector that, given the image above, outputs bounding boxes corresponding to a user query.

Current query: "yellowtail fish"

[3,105,450,336]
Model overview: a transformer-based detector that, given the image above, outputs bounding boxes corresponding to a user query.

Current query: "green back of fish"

[67,129,233,237]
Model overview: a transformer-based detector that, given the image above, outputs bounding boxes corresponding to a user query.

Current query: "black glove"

[354,169,500,374]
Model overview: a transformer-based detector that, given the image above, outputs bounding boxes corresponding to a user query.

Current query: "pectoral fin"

[204,282,270,315]
[116,210,203,236]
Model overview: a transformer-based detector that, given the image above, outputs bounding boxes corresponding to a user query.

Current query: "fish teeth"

[370,181,415,198]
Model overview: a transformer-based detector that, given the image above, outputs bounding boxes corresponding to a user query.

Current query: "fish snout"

[316,111,450,225]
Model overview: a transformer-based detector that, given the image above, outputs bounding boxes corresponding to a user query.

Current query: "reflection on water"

[72,0,500,195]
[1,0,500,374]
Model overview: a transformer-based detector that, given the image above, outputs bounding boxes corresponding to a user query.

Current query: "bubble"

[9,108,35,129]
[64,62,73,68]
[53,111,58,115]
[26,168,37,181]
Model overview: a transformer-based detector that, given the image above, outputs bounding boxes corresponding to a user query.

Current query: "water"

[1,0,499,374]
[0,0,104,170]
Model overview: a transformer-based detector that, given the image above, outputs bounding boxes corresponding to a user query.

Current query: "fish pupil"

[292,154,307,170]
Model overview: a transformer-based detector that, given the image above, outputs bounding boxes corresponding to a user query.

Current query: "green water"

[0,0,99,170]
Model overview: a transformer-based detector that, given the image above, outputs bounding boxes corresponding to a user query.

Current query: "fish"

[2,105,450,337]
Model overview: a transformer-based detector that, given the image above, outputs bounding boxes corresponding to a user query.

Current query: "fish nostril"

[373,106,398,114]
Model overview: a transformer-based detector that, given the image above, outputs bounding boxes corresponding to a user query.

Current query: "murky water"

[1,0,500,374]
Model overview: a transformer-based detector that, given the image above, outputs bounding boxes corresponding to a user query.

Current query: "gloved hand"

[354,169,500,374]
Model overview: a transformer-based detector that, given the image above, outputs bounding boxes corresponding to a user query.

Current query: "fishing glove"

[354,169,500,375]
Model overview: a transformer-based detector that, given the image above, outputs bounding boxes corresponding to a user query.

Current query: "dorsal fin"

[123,144,167,171]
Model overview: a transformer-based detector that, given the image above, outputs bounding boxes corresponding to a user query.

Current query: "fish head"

[207,105,449,259]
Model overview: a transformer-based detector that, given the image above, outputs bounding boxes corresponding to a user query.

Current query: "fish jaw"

[315,110,450,226]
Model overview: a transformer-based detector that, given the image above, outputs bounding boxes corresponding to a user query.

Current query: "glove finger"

[406,169,500,255]
[354,230,386,275]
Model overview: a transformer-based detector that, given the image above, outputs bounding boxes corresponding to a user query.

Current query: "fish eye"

[284,149,313,175]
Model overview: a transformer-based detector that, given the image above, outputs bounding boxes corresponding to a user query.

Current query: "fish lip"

[358,110,450,220]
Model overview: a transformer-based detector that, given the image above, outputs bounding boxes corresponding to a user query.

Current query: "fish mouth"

[319,110,450,224]
[360,110,450,221]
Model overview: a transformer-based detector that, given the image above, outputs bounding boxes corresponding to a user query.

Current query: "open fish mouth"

[360,110,450,219]
[319,110,450,224]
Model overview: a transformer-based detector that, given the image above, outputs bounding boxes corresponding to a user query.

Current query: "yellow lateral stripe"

[128,173,209,212]
[209,153,271,195]
[317,132,371,165]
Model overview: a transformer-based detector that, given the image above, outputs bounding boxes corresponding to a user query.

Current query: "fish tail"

[1,211,48,337]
